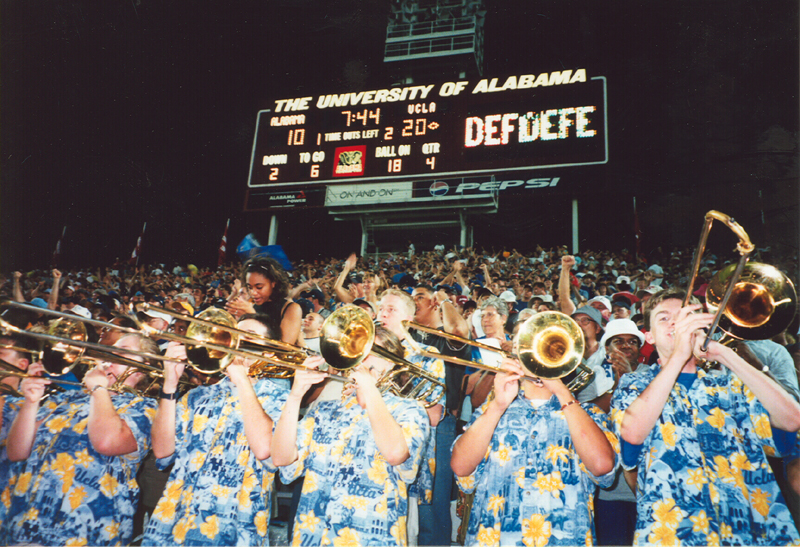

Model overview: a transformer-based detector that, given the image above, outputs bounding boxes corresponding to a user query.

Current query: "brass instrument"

[136,304,339,382]
[683,210,756,355]
[321,305,446,407]
[0,357,155,399]
[0,357,84,398]
[404,310,595,393]
[684,211,797,368]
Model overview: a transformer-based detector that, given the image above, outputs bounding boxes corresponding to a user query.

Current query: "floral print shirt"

[455,393,618,547]
[402,339,444,504]
[610,365,800,546]
[1,389,156,546]
[142,378,288,546]
[279,392,430,546]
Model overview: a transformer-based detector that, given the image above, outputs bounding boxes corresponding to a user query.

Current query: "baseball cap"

[352,298,377,316]
[572,306,604,328]
[499,290,517,303]
[587,296,612,312]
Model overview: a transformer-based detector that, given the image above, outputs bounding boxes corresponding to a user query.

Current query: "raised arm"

[12,271,24,303]
[541,377,615,477]
[48,269,62,310]
[558,255,577,315]
[698,336,800,431]
[272,356,328,466]
[352,368,409,465]
[451,362,520,476]
[333,253,357,304]
[150,343,186,459]
[84,367,139,457]
[226,359,275,460]
[621,306,712,444]
[435,289,470,338]
[7,362,50,461]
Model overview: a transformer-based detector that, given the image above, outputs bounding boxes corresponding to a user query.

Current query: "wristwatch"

[158,389,179,401]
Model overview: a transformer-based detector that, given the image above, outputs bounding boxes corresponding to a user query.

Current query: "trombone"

[320,305,445,406]
[403,310,595,393]
[684,211,797,367]
[0,358,149,399]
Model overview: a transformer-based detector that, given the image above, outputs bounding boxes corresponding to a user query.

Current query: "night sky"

[2,0,798,270]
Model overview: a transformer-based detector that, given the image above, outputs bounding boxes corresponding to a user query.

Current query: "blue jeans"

[418,413,456,547]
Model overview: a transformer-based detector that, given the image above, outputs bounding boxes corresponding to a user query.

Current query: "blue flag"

[236,234,294,271]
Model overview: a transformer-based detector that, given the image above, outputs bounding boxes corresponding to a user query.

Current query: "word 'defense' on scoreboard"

[247,70,607,189]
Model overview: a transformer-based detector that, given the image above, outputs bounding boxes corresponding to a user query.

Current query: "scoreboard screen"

[247,71,607,190]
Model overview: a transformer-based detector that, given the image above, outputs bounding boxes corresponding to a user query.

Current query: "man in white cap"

[587,295,612,323]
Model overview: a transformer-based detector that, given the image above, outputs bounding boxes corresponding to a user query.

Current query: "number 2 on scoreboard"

[270,168,279,181]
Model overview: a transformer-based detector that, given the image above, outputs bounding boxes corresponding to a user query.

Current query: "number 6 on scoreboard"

[310,164,320,178]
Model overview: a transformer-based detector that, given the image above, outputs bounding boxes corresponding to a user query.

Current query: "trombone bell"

[319,305,375,371]
[706,262,798,341]
[517,311,593,392]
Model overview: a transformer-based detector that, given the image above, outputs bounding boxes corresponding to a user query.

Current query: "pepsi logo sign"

[429,181,450,196]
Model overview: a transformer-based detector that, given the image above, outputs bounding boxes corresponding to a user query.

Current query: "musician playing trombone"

[451,347,618,546]
[142,314,288,547]
[1,333,158,546]
[272,326,431,546]
[0,332,37,528]
[612,287,800,545]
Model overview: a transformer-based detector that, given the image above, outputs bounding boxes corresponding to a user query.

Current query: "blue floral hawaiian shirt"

[142,378,288,546]
[1,389,156,546]
[279,392,430,546]
[0,394,23,527]
[402,339,444,504]
[455,393,618,547]
[610,365,800,546]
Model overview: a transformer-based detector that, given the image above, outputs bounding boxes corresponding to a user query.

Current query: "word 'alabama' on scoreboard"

[247,70,607,189]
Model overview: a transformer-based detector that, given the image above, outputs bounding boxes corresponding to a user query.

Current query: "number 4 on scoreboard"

[426,157,436,170]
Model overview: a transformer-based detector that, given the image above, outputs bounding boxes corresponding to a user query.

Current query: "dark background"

[2,1,798,269]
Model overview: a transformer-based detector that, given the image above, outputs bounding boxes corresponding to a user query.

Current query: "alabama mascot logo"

[333,146,367,177]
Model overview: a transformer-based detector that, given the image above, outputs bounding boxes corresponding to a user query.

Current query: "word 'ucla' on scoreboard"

[247,69,607,189]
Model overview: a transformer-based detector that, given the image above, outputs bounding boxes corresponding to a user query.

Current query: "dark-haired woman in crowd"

[226,256,302,345]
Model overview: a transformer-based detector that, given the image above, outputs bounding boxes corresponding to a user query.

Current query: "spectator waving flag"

[218,218,230,266]
[130,222,146,266]
[51,225,66,267]
[236,233,293,271]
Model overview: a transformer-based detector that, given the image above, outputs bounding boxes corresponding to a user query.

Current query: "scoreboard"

[246,70,607,203]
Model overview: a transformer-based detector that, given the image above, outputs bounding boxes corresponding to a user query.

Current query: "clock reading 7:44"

[341,109,381,127]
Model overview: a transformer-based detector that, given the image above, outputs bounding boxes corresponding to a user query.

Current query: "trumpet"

[403,311,595,393]
[320,305,445,407]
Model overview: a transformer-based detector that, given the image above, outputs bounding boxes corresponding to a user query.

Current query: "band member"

[2,333,158,546]
[377,289,445,508]
[612,287,800,545]
[272,326,431,546]
[408,284,472,547]
[0,332,36,527]
[451,355,617,546]
[142,314,288,546]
